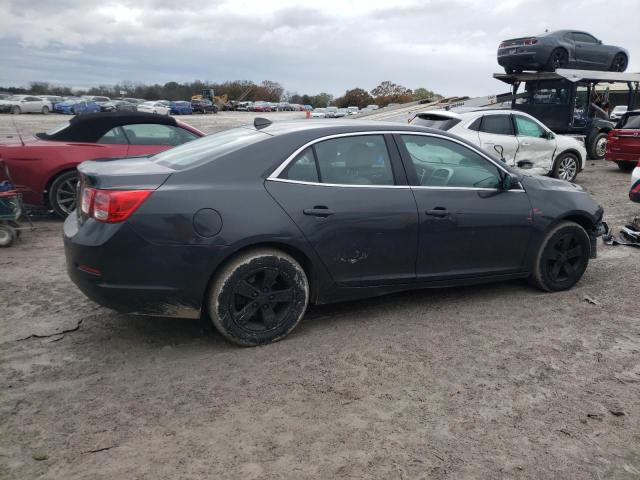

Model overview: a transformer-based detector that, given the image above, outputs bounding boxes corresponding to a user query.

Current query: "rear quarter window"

[152,127,269,170]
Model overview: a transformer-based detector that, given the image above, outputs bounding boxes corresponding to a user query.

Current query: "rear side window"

[123,124,197,146]
[479,115,514,135]
[281,148,319,183]
[572,32,597,44]
[412,114,461,131]
[98,127,128,144]
[153,127,267,170]
[314,135,394,185]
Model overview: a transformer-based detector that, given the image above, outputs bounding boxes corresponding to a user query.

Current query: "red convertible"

[0,112,204,216]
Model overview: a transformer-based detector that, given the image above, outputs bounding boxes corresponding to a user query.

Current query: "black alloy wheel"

[208,249,309,346]
[530,222,590,291]
[610,53,628,72]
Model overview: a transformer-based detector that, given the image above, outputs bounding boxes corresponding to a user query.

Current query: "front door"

[476,113,520,165]
[266,134,419,286]
[513,114,556,174]
[395,133,532,280]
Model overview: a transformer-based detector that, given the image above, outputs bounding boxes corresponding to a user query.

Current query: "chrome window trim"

[267,176,525,192]
[268,130,516,180]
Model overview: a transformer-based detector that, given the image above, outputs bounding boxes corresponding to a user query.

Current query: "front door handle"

[303,206,334,217]
[426,208,448,217]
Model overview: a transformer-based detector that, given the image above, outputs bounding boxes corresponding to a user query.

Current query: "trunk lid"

[78,155,174,190]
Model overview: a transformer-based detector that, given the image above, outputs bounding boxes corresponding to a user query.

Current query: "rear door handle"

[426,208,448,217]
[303,206,334,217]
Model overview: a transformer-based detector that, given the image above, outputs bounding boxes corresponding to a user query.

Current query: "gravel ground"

[1,113,639,479]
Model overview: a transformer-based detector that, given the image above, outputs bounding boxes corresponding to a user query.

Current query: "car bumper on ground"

[63,213,222,319]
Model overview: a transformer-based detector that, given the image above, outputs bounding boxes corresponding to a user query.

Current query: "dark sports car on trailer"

[498,30,628,74]
[65,118,605,346]
[0,112,204,216]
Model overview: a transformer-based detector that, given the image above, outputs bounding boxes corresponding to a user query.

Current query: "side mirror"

[501,173,515,191]
[493,144,505,162]
[545,131,555,140]
[597,39,602,45]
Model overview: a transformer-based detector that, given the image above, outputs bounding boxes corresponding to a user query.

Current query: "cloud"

[0,0,638,97]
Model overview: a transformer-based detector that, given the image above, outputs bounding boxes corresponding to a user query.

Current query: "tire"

[610,53,628,72]
[616,161,637,171]
[41,106,49,114]
[11,106,21,115]
[546,48,568,71]
[530,221,591,292]
[588,132,608,160]
[208,248,309,346]
[0,225,15,247]
[48,170,79,217]
[552,152,579,182]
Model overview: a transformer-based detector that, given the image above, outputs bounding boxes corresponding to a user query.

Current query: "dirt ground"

[1,113,639,479]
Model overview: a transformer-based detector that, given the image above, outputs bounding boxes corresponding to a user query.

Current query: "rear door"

[265,133,419,286]
[396,133,532,280]
[123,124,199,156]
[512,114,556,173]
[476,114,519,165]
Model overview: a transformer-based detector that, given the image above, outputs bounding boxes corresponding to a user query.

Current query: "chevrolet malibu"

[64,119,606,346]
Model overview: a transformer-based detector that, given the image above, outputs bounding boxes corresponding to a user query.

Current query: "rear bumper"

[63,213,224,318]
[497,49,547,69]
[605,151,639,163]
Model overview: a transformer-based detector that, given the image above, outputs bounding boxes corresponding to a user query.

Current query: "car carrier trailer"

[493,69,640,159]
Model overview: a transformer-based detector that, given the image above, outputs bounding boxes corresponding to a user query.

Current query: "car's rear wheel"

[615,161,637,171]
[530,221,590,292]
[589,132,608,159]
[547,48,568,71]
[41,106,49,114]
[208,248,309,346]
[49,170,79,217]
[11,106,21,115]
[610,53,628,72]
[552,153,579,182]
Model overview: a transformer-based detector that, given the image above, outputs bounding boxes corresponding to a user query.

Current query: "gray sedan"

[498,30,628,73]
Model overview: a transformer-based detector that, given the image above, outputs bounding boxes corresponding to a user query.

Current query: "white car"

[137,101,170,115]
[0,95,53,114]
[410,109,586,182]
[610,105,628,121]
[631,165,640,203]
[311,108,326,118]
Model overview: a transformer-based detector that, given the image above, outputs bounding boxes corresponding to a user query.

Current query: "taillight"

[81,187,151,223]
[81,187,95,215]
[523,38,538,45]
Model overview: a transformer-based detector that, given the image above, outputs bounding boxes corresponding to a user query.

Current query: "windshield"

[153,127,269,170]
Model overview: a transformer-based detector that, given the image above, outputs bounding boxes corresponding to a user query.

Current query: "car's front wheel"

[552,153,579,182]
[208,249,309,346]
[41,106,49,114]
[11,106,21,115]
[530,221,590,292]
[610,53,628,72]
[48,170,79,217]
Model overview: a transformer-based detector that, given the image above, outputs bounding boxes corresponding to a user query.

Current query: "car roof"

[248,119,449,137]
[36,112,181,143]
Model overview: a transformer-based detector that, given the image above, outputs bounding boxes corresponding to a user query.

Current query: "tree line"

[0,79,442,108]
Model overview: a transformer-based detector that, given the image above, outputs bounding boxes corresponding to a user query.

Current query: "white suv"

[410,109,586,182]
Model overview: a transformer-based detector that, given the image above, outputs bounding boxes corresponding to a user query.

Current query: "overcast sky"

[0,0,638,97]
